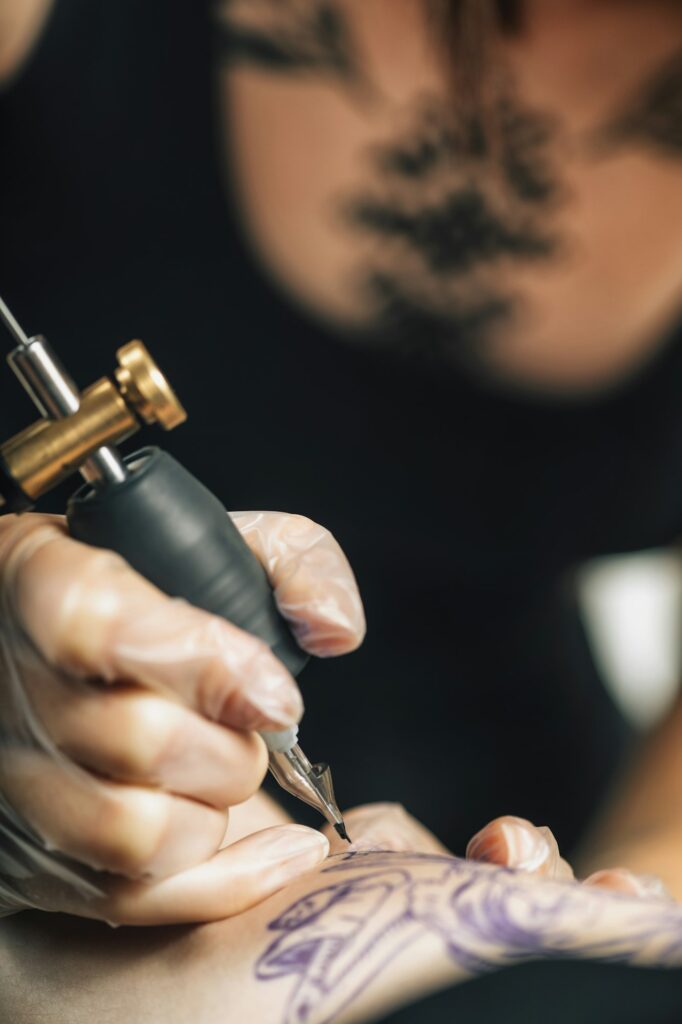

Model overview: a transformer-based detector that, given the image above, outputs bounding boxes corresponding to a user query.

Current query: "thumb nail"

[247,825,329,881]
[467,816,551,871]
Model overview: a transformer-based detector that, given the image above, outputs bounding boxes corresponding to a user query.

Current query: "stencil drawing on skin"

[257,809,678,1024]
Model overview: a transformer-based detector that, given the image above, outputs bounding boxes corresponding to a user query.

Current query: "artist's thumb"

[80,825,330,925]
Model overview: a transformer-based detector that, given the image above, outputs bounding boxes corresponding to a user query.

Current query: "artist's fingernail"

[585,868,673,901]
[227,653,304,729]
[291,598,367,656]
[467,817,550,871]
[251,825,329,878]
[245,677,303,728]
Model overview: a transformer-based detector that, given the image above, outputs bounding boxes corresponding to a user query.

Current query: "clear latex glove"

[230,512,366,657]
[466,815,671,900]
[0,511,364,924]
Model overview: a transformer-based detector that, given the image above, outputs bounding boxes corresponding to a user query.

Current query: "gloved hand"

[0,510,365,925]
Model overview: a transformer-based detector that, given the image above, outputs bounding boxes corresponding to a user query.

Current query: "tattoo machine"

[0,295,350,842]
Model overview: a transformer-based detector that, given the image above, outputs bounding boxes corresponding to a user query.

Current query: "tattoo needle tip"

[334,821,351,844]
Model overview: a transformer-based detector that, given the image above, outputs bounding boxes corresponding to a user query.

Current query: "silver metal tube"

[9,336,80,418]
[81,446,129,486]
[268,744,345,831]
[6,332,128,488]
[0,295,31,348]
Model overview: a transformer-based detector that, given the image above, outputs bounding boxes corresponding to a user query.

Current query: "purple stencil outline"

[256,850,682,1024]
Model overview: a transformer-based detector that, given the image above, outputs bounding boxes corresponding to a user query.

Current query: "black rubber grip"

[0,453,34,514]
[66,447,309,677]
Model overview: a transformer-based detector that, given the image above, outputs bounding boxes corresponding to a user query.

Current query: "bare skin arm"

[0,0,53,83]
[2,808,682,1024]
[578,686,682,897]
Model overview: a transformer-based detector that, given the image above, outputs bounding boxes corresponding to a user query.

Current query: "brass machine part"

[1,341,187,501]
[1,378,138,500]
[115,341,186,430]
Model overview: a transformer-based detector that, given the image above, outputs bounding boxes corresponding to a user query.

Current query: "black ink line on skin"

[349,186,554,274]
[357,271,512,363]
[341,90,563,358]
[599,49,682,157]
[216,0,373,99]
[218,0,566,360]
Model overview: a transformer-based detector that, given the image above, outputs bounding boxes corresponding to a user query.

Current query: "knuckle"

[87,548,131,579]
[377,802,408,817]
[112,697,182,780]
[54,553,144,672]
[93,789,166,877]
[280,513,330,551]
[224,733,268,804]
[197,629,281,719]
[1,520,63,610]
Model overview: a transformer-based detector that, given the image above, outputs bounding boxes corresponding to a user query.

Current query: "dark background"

[1,1,682,1019]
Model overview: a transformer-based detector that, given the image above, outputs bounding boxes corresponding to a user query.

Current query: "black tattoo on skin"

[343,92,564,358]
[217,3,681,364]
[257,851,682,1024]
[602,49,682,157]
[216,0,363,89]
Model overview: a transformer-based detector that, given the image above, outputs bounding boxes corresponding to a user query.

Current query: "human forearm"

[5,846,682,1024]
[577,694,682,897]
[219,850,682,1024]
[0,0,53,81]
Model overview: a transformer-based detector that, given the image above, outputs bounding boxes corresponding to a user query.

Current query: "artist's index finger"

[231,511,366,657]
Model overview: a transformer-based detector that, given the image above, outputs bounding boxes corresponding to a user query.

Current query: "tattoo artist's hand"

[466,815,671,899]
[0,512,365,925]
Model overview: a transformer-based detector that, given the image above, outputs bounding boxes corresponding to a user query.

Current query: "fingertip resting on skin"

[584,868,673,900]
[325,803,450,856]
[91,824,330,926]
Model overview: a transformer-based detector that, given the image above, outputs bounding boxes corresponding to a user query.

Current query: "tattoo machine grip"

[67,445,309,715]
[68,449,348,834]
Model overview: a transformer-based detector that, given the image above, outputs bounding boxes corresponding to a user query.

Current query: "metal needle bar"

[0,294,31,348]
[0,293,128,486]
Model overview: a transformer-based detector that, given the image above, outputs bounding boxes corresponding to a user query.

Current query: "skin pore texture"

[219,0,682,391]
[2,806,682,1024]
